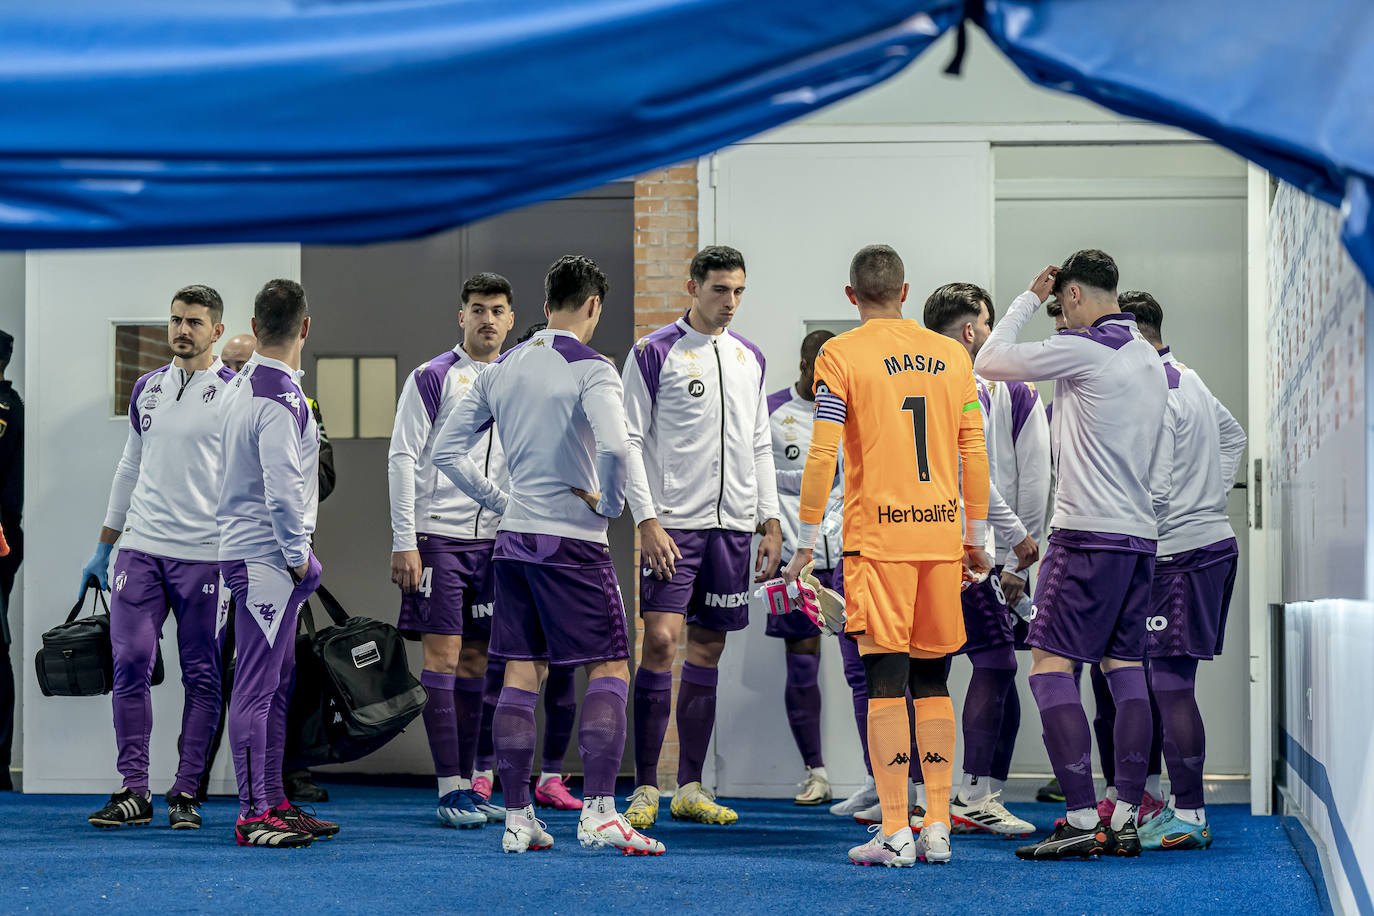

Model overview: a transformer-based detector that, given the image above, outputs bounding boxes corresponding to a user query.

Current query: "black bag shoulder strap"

[313,583,350,627]
[66,575,110,624]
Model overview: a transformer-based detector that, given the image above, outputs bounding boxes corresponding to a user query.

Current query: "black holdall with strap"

[35,575,164,698]
[286,581,425,766]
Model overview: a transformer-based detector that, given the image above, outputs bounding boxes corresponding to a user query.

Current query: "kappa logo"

[277,391,301,411]
[785,444,800,460]
[114,571,127,591]
[702,591,748,608]
[922,751,948,765]
[888,752,910,766]
[254,602,277,624]
[1147,615,1169,632]
[202,386,217,403]
[147,382,163,395]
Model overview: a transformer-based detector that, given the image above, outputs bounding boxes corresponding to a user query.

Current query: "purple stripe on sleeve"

[550,334,610,364]
[128,365,167,436]
[1008,381,1040,443]
[1163,362,1182,390]
[766,387,792,416]
[1055,314,1139,351]
[249,367,310,435]
[977,380,991,413]
[632,323,686,406]
[415,349,462,424]
[732,331,767,389]
[217,364,237,383]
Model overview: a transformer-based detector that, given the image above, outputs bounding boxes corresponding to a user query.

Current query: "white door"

[709,142,993,796]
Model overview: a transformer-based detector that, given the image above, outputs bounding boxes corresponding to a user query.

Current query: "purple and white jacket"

[388,346,507,551]
[431,329,629,546]
[622,317,779,533]
[976,291,1168,541]
[217,353,320,568]
[102,358,237,562]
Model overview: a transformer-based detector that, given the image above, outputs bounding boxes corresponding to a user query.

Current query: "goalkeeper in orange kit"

[782,245,991,867]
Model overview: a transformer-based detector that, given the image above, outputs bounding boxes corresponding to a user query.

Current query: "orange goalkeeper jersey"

[800,318,988,562]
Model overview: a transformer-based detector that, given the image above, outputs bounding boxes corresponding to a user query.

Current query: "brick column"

[632,161,698,791]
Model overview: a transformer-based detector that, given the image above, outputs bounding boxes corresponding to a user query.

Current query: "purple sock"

[990,678,1021,782]
[1103,666,1152,808]
[421,670,462,779]
[453,676,484,779]
[475,661,504,772]
[633,667,672,787]
[1147,678,1164,784]
[541,666,578,774]
[579,677,629,798]
[1089,663,1116,787]
[784,653,824,768]
[1029,671,1096,812]
[1148,657,1205,808]
[675,662,718,786]
[493,686,538,807]
[961,646,1016,778]
[837,633,871,775]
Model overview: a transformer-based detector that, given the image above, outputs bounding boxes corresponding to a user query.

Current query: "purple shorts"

[764,562,836,640]
[1028,530,1156,663]
[640,528,752,633]
[397,534,494,640]
[490,531,629,666]
[958,565,1014,653]
[1146,538,1239,659]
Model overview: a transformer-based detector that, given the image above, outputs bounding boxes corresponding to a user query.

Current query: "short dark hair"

[516,321,547,344]
[800,329,833,362]
[922,282,993,335]
[689,246,746,284]
[172,284,224,323]
[0,330,12,371]
[848,244,905,304]
[1045,299,1063,318]
[254,279,309,346]
[1118,290,1163,337]
[461,272,513,307]
[1053,249,1118,297]
[544,256,607,312]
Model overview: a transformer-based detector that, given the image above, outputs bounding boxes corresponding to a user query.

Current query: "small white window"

[314,356,397,439]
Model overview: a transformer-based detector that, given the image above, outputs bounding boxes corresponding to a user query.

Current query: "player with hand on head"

[976,251,1169,861]
[766,329,842,806]
[923,282,1046,838]
[622,245,782,829]
[218,279,335,848]
[388,272,514,828]
[433,255,663,856]
[82,285,235,832]
[1119,291,1245,851]
[783,244,991,867]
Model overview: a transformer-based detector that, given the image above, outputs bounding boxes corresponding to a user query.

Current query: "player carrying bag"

[36,575,164,697]
[286,582,425,765]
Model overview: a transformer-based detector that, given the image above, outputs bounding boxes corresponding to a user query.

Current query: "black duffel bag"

[285,582,425,766]
[36,575,164,697]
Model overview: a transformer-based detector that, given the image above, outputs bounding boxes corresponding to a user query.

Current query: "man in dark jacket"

[0,330,23,791]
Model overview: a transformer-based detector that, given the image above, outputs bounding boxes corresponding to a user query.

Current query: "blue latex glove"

[80,542,114,595]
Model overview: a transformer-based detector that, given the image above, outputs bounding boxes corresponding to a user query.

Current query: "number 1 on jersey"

[902,396,931,482]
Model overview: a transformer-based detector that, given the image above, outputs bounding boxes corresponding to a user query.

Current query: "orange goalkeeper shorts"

[843,555,965,655]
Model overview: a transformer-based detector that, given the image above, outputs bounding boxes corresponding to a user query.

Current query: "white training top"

[102,359,238,563]
[980,376,1052,567]
[767,385,843,567]
[975,291,1169,540]
[1156,349,1247,555]
[388,345,507,551]
[217,353,320,567]
[431,329,630,545]
[622,316,780,532]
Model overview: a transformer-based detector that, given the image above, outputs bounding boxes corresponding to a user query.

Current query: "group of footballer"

[76,240,1243,865]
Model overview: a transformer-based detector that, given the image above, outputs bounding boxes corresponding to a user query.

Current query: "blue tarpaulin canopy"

[1,1,1372,281]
